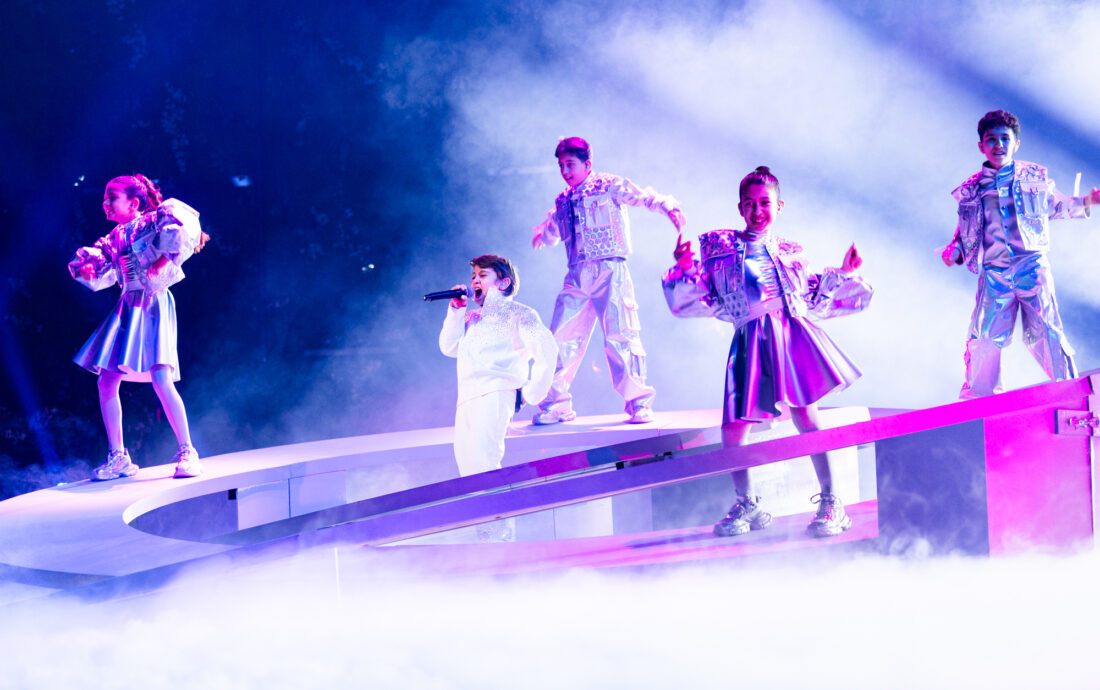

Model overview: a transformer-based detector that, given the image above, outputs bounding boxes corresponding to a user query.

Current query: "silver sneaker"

[806,493,852,538]
[713,495,772,537]
[627,408,654,424]
[531,409,577,425]
[476,518,516,543]
[91,449,139,481]
[172,444,203,478]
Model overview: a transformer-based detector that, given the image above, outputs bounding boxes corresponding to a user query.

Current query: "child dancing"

[69,174,207,480]
[942,109,1100,398]
[531,137,685,425]
[663,166,872,538]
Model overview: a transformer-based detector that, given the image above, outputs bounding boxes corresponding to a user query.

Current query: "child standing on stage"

[663,166,872,538]
[69,174,208,480]
[531,137,685,425]
[439,255,557,541]
[942,109,1100,398]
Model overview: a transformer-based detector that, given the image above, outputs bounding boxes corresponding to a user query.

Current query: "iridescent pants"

[538,258,655,415]
[960,256,1076,398]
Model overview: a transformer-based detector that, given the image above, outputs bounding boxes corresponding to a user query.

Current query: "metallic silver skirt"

[73,288,180,382]
[723,308,859,423]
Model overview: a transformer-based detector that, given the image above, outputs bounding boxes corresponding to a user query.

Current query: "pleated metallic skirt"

[73,288,180,382]
[723,308,859,423]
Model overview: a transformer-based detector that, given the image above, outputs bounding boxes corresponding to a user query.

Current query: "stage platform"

[2,373,1098,605]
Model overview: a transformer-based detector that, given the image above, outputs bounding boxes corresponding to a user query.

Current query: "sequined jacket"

[68,199,204,293]
[662,230,872,330]
[439,290,558,406]
[948,160,1089,274]
[534,172,680,266]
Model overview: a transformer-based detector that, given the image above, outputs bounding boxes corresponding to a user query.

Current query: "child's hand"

[147,255,170,280]
[939,241,962,267]
[841,243,862,273]
[449,284,468,309]
[531,227,545,249]
[668,209,686,233]
[674,236,695,270]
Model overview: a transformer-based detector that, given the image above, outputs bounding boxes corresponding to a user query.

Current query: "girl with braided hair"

[69,174,208,480]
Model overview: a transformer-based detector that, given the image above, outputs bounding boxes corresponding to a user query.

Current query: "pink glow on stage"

[984,399,1093,555]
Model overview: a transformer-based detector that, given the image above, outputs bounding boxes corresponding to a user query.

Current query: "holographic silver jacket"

[68,199,204,293]
[949,160,1089,274]
[663,230,872,330]
[535,172,680,265]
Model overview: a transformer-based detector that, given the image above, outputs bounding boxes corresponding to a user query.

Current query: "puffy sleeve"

[155,199,204,265]
[804,268,873,319]
[609,175,680,218]
[1045,179,1090,221]
[662,263,721,319]
[68,233,118,292]
[516,307,558,406]
[439,305,466,358]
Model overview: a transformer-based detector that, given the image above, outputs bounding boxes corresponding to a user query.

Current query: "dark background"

[0,1,493,495]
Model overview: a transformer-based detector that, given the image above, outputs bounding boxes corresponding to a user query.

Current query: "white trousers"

[453,389,515,477]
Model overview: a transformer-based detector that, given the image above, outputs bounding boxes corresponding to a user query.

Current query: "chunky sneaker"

[92,449,139,481]
[713,495,772,537]
[627,408,654,424]
[476,518,516,543]
[172,444,203,478]
[531,409,577,425]
[806,493,853,538]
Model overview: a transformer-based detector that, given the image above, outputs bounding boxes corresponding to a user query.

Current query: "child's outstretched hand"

[841,243,862,273]
[449,284,468,309]
[531,226,546,249]
[674,235,695,270]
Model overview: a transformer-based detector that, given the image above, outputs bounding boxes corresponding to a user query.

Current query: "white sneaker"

[627,408,654,424]
[531,409,577,425]
[92,449,139,481]
[172,444,203,478]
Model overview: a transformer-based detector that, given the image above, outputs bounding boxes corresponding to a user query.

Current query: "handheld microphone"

[423,286,472,302]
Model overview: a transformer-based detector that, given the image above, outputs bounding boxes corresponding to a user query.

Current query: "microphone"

[423,286,472,302]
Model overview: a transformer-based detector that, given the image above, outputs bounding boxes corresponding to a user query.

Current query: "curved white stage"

[2,375,1098,606]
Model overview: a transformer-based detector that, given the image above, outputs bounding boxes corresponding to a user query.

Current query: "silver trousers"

[960,257,1076,398]
[538,259,655,415]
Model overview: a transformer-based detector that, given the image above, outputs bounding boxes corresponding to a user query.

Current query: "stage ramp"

[1,374,1097,603]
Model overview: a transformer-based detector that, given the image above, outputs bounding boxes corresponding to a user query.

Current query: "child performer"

[663,166,872,538]
[942,109,1100,398]
[531,137,685,425]
[439,255,557,541]
[69,174,208,480]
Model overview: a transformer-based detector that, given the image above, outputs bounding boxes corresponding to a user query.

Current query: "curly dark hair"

[978,110,1020,139]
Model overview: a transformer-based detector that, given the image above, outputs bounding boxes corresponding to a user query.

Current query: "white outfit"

[439,289,557,476]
